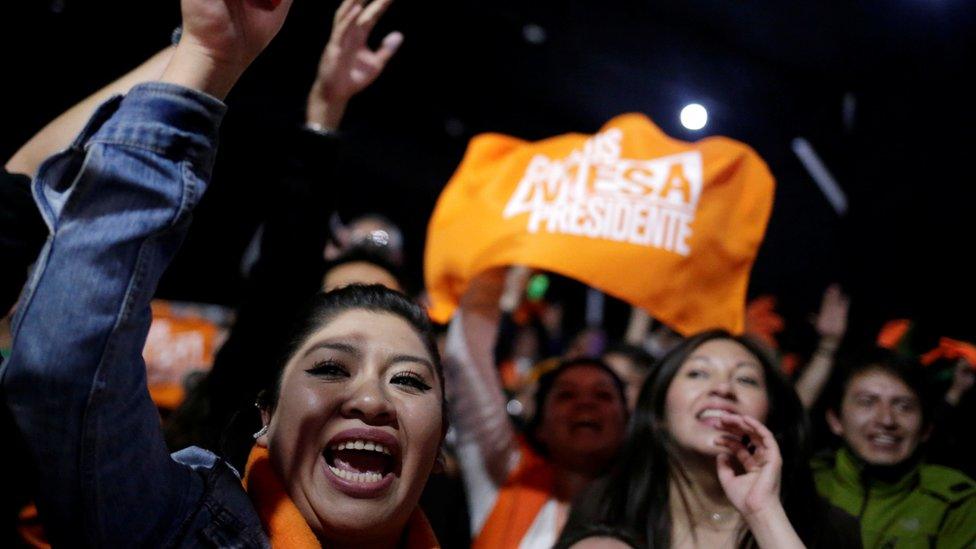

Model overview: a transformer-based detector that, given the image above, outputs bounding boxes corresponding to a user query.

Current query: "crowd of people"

[1,0,975,548]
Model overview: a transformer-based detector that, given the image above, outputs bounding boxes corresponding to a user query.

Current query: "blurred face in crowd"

[256,309,442,544]
[827,367,927,466]
[322,261,402,293]
[664,338,770,457]
[535,364,627,473]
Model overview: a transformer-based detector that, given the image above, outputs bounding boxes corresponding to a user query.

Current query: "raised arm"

[795,284,848,408]
[444,267,528,485]
[1,0,292,544]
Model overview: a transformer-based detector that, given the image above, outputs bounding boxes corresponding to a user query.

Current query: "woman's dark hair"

[323,245,403,289]
[561,329,831,549]
[827,347,932,426]
[603,342,657,375]
[255,284,444,422]
[553,523,641,549]
[524,357,628,458]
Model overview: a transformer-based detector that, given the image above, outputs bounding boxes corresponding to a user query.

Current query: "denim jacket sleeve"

[1,82,226,547]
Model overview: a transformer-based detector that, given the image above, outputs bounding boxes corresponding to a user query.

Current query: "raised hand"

[306,0,403,129]
[163,0,294,98]
[946,359,976,406]
[713,414,783,517]
[814,283,849,345]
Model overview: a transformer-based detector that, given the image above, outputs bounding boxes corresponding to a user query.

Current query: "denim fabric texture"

[1,83,269,547]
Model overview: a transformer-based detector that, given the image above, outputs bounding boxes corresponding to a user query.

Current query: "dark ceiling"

[4,0,974,350]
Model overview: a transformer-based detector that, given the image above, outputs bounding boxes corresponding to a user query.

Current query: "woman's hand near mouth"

[713,414,780,514]
[713,414,804,548]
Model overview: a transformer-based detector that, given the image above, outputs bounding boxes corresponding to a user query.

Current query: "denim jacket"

[1,83,269,547]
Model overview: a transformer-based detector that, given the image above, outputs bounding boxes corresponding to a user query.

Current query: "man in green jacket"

[813,351,976,548]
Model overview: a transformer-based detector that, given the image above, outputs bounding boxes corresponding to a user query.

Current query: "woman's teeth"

[330,440,392,455]
[326,439,395,483]
[328,465,385,483]
[699,409,729,419]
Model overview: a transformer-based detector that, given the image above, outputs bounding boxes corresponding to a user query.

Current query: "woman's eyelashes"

[735,365,764,387]
[685,365,761,387]
[391,371,432,392]
[305,359,349,379]
[304,359,432,392]
[736,375,761,387]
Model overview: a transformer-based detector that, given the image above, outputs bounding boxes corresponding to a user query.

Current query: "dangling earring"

[253,424,269,440]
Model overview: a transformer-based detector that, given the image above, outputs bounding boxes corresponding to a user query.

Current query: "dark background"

[4,0,974,353]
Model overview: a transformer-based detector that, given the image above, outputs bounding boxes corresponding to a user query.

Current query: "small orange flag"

[425,114,774,335]
[920,337,976,369]
[877,319,911,350]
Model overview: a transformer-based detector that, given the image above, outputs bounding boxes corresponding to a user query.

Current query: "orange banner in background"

[143,300,231,409]
[424,113,774,335]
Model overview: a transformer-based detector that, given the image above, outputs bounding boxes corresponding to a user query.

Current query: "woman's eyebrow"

[687,355,713,364]
[301,341,359,359]
[389,354,435,375]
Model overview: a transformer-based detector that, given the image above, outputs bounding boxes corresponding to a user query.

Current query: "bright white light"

[506,399,524,417]
[680,103,708,130]
[522,24,547,45]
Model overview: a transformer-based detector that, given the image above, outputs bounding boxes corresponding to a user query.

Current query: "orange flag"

[745,295,785,350]
[425,114,774,335]
[877,319,912,350]
[920,337,976,369]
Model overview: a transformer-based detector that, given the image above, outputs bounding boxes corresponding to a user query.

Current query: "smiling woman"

[558,330,861,549]
[250,288,446,546]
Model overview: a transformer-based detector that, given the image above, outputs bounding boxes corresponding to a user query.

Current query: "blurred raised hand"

[306,0,403,130]
[796,284,850,408]
[946,359,976,406]
[814,283,849,347]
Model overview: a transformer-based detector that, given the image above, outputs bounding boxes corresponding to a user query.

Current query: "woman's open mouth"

[322,430,400,498]
[569,418,603,434]
[696,407,738,429]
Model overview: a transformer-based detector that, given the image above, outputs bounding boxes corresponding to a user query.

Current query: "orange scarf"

[472,443,556,549]
[243,446,439,548]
